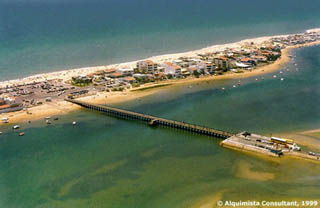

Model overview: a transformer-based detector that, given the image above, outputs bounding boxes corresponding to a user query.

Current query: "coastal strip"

[1,28,320,126]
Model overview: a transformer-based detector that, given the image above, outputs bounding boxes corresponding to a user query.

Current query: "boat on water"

[13,125,20,129]
[46,120,51,124]
[0,132,2,135]
[280,78,284,81]
[54,118,59,121]
[72,121,77,125]
[19,132,25,136]
[45,116,51,120]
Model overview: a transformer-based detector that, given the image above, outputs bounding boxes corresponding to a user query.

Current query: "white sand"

[2,29,310,88]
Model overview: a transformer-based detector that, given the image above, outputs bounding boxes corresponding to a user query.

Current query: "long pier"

[65,98,234,139]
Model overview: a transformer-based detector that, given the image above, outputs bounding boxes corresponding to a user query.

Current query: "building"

[240,58,256,66]
[105,68,116,75]
[136,60,158,74]
[116,68,134,76]
[204,62,216,73]
[161,62,182,77]
[108,72,124,79]
[0,98,5,105]
[122,77,136,84]
[213,57,232,70]
[72,75,92,84]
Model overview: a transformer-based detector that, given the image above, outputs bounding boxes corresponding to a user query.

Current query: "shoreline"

[0,47,291,125]
[1,41,320,126]
[1,29,319,88]
[1,31,320,127]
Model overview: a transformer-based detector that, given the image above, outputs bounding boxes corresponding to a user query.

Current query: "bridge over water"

[65,98,234,139]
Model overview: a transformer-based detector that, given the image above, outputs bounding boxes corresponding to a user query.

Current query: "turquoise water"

[0,45,320,207]
[1,0,320,80]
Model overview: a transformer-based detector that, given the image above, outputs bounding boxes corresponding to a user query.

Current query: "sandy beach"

[1,34,320,126]
[0,33,296,88]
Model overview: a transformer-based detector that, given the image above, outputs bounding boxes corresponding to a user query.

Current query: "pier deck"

[65,98,234,139]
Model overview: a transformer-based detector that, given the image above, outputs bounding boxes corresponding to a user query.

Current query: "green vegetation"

[71,77,92,87]
[193,71,200,78]
[131,83,172,92]
[111,87,125,92]
[71,81,91,87]
[267,53,281,61]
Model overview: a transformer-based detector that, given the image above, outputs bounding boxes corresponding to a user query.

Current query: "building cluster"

[272,31,320,47]
[0,96,23,113]
[223,132,302,157]
[0,80,81,114]
[49,31,320,95]
[1,30,320,115]
[72,43,283,90]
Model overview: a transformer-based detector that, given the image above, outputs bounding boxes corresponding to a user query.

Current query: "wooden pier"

[65,98,234,139]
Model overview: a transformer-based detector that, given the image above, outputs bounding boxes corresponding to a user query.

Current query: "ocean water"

[0,45,320,207]
[1,0,320,80]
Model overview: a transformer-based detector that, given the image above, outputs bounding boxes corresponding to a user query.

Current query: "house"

[240,58,256,66]
[108,72,124,79]
[181,68,191,76]
[188,66,200,74]
[116,68,134,76]
[161,62,182,77]
[252,55,268,63]
[122,77,136,84]
[105,68,116,75]
[136,60,158,74]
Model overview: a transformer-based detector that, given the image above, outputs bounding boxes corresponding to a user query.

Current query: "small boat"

[221,87,225,90]
[46,120,51,124]
[13,125,20,130]
[45,116,51,120]
[72,121,77,125]
[19,132,25,136]
[273,75,277,78]
[280,71,283,74]
[280,78,284,81]
[255,78,258,81]
[0,132,2,135]
[54,118,59,121]
[233,85,236,88]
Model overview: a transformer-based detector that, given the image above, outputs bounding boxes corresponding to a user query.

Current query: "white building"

[116,68,134,76]
[136,60,158,74]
